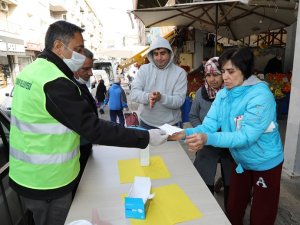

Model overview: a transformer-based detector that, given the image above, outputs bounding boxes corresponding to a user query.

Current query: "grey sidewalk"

[101,84,300,225]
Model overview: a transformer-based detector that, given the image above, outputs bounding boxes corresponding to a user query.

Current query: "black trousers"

[72,143,92,198]
[21,192,72,225]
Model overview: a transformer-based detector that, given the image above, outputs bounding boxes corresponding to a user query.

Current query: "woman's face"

[221,60,244,90]
[205,73,223,89]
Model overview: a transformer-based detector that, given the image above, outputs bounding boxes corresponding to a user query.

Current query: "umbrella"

[131,0,298,41]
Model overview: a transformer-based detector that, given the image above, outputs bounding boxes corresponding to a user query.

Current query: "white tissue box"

[140,146,150,166]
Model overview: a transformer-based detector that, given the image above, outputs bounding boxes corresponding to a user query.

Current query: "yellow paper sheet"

[125,184,202,225]
[118,156,170,183]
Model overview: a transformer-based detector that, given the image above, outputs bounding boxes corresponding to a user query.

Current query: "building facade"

[0,0,103,86]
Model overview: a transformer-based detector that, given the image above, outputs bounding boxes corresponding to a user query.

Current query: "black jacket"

[95,83,107,102]
[76,81,98,116]
[10,50,149,200]
[264,57,283,74]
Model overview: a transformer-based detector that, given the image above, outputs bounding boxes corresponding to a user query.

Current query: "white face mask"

[62,46,86,72]
[76,77,88,85]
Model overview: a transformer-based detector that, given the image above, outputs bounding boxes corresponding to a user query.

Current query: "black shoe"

[100,109,104,114]
[214,177,223,193]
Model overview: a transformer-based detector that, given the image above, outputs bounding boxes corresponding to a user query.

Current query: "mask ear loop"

[60,42,69,59]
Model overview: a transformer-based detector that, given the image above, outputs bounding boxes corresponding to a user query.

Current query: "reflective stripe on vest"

[11,115,73,134]
[10,146,79,164]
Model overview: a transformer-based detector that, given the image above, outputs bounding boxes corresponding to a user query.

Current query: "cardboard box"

[125,176,153,220]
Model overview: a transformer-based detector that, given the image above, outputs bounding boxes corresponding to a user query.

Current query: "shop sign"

[26,42,42,51]
[0,42,7,51]
[7,43,25,53]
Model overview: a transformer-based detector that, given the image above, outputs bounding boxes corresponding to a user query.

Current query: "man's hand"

[149,98,155,109]
[149,91,161,109]
[148,129,169,146]
[185,133,208,152]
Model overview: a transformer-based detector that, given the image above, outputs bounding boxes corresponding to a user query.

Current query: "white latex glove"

[148,129,168,146]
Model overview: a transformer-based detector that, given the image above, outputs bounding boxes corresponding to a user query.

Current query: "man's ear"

[53,40,64,57]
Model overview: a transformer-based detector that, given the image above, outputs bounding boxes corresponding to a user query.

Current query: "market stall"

[180,66,205,123]
[263,72,292,117]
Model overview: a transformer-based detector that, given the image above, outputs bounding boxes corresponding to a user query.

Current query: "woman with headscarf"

[189,57,232,209]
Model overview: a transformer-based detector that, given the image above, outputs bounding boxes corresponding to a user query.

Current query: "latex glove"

[148,129,168,146]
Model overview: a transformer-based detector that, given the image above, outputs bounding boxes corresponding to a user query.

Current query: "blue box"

[124,177,152,220]
[125,196,150,220]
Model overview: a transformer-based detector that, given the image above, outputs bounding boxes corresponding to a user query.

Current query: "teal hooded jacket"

[185,75,283,173]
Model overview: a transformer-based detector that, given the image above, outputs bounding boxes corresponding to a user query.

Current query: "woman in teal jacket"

[170,48,283,225]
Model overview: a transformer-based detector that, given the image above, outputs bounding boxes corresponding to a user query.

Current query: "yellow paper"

[118,156,170,183]
[126,184,202,225]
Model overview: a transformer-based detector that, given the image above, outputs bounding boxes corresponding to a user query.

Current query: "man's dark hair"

[219,48,254,79]
[45,20,84,50]
[82,48,94,60]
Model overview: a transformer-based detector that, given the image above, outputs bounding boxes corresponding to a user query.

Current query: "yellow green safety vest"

[9,58,80,190]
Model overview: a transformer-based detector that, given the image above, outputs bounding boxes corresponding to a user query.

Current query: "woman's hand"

[168,131,185,141]
[185,133,207,152]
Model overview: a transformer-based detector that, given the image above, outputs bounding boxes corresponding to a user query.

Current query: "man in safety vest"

[9,20,168,225]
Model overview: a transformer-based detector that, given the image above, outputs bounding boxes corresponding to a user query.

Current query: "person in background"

[131,36,187,129]
[72,48,97,196]
[188,57,209,76]
[188,57,231,209]
[170,48,283,225]
[95,79,107,114]
[127,73,133,90]
[9,20,168,225]
[264,50,283,74]
[116,64,124,79]
[104,77,128,127]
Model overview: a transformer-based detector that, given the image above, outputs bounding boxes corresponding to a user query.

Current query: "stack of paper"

[158,124,183,136]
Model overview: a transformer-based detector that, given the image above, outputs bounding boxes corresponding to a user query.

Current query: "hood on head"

[147,36,174,69]
[242,75,267,86]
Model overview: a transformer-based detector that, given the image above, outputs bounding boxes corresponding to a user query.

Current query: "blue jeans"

[99,102,105,110]
[109,110,125,127]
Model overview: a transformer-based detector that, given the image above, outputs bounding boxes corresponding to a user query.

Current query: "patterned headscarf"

[204,57,222,100]
[204,57,221,75]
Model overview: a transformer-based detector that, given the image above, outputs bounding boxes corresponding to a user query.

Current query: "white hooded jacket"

[131,36,187,127]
